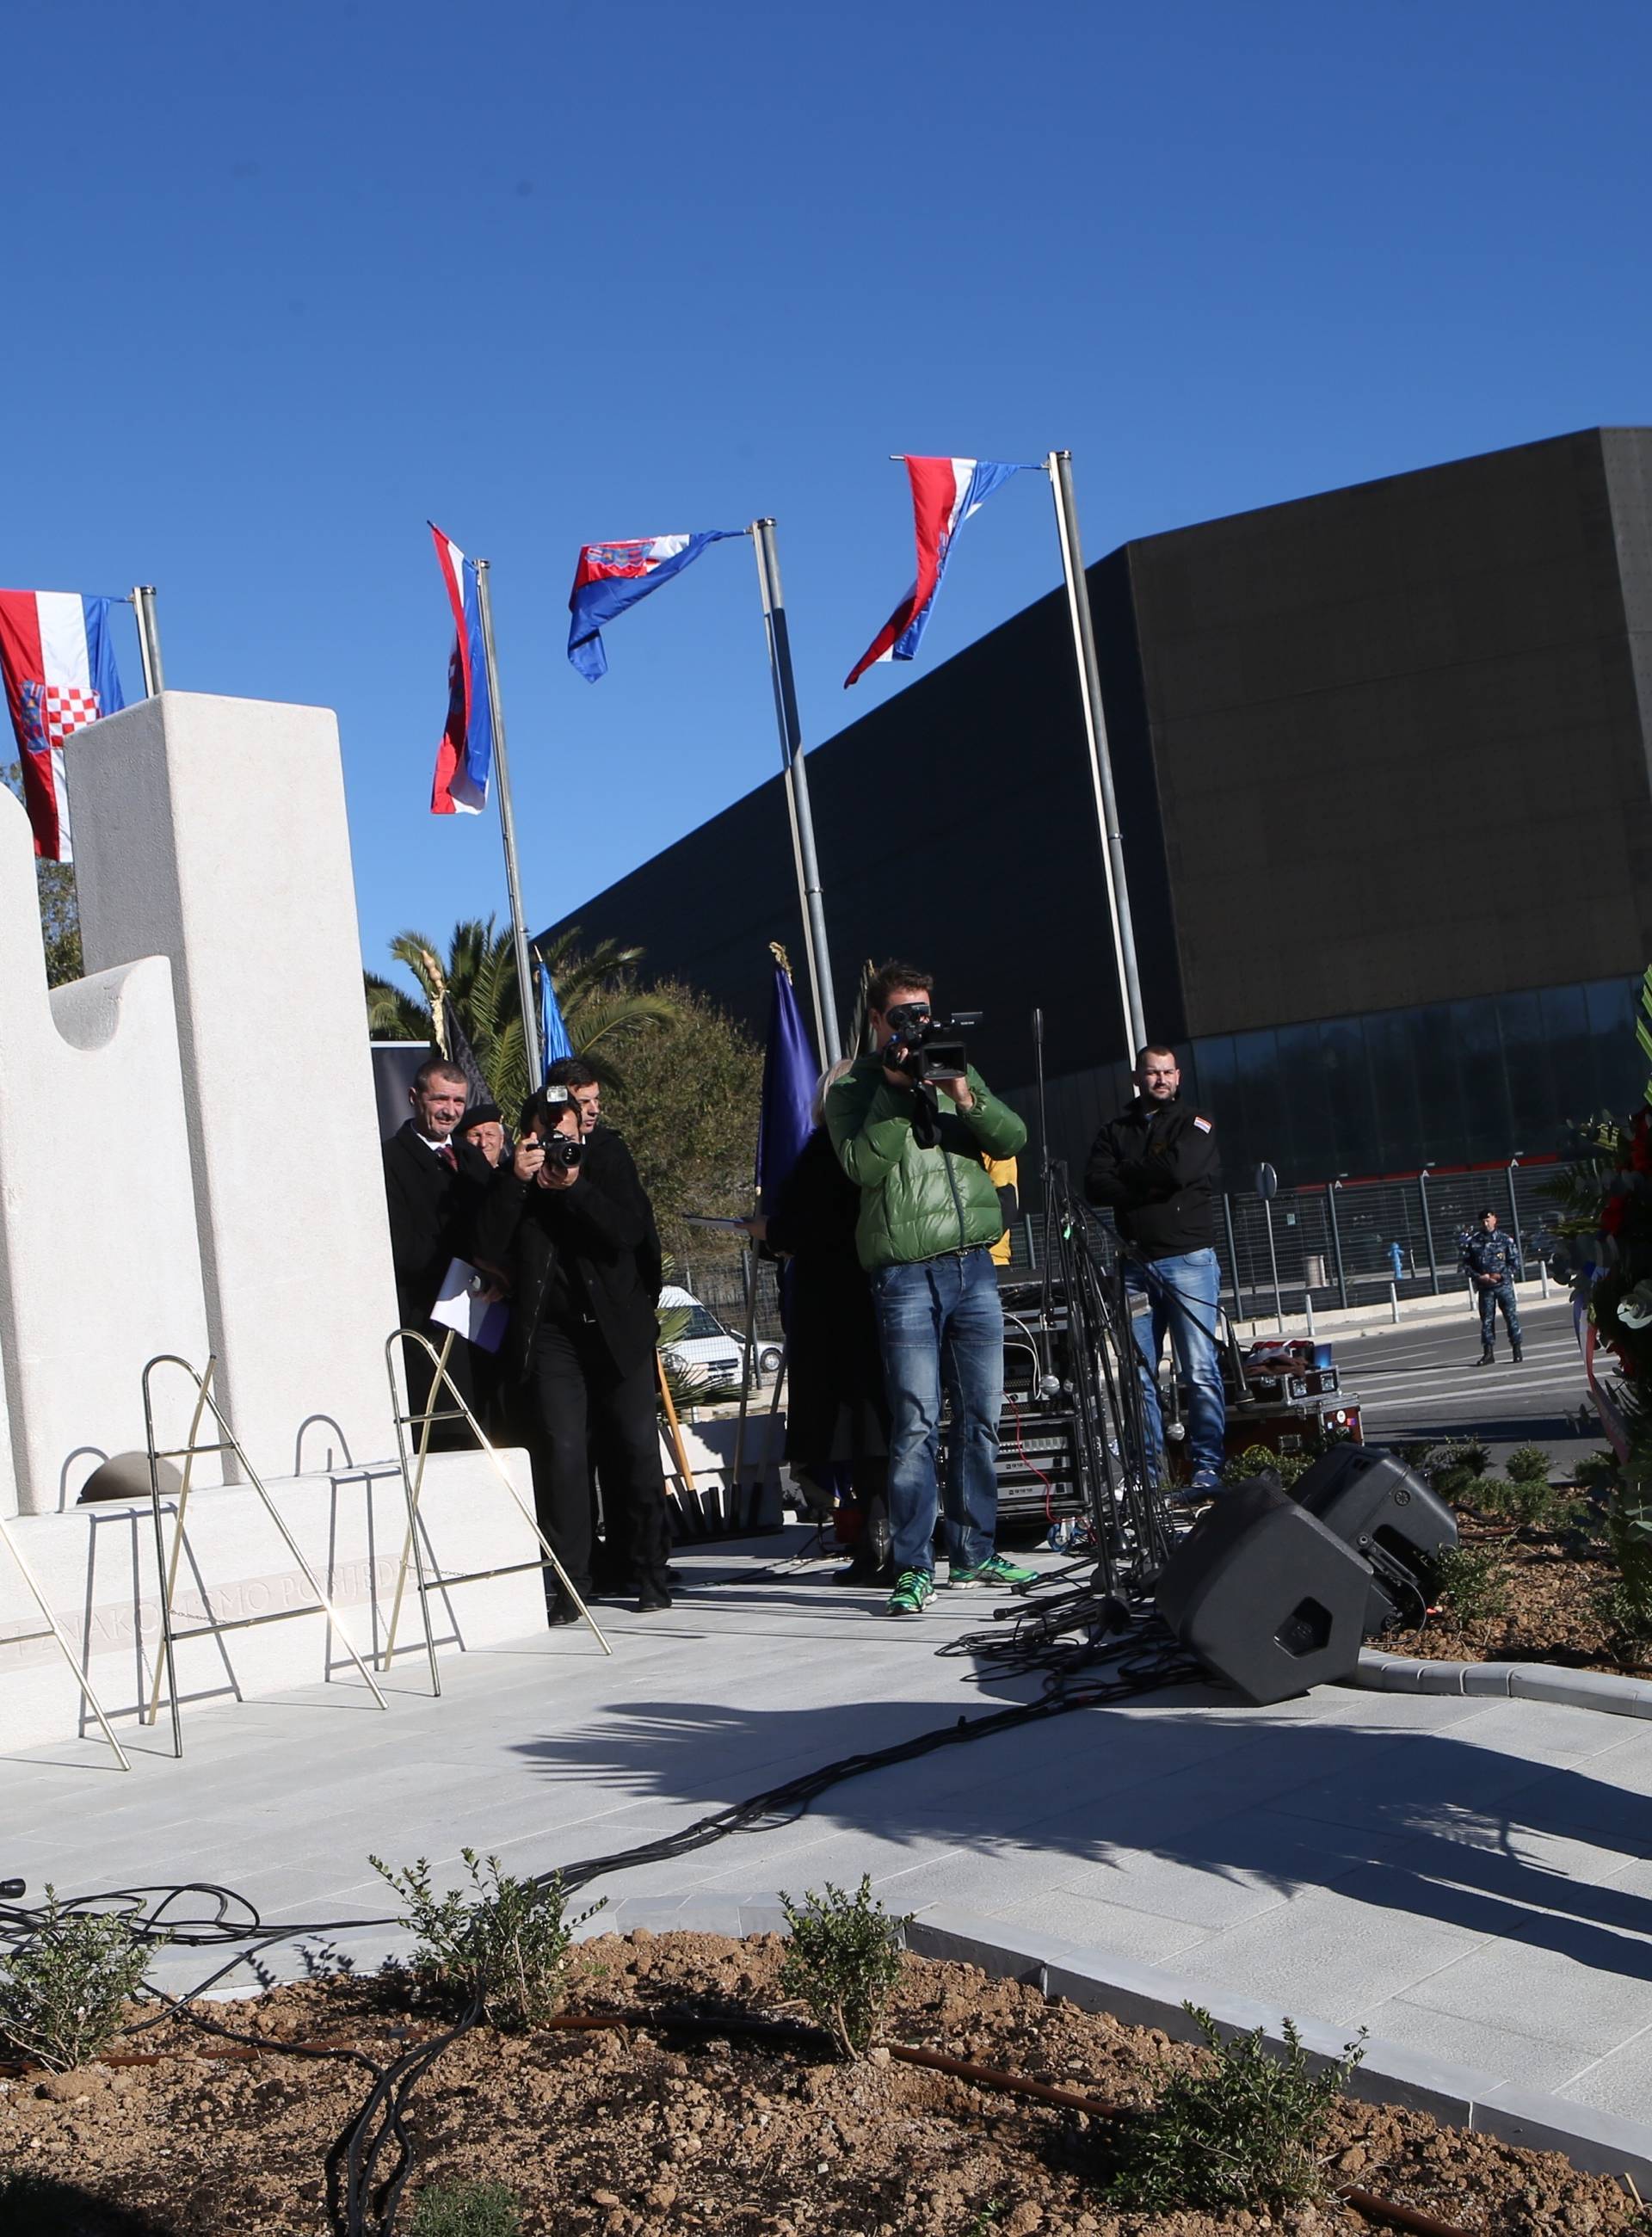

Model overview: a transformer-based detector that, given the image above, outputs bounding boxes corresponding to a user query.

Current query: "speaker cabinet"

[1290,1445,1457,1636]
[1154,1475,1372,1704]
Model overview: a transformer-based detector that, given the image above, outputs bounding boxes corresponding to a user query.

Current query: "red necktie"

[436,1143,457,1170]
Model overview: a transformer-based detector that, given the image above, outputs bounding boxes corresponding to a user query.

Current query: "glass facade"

[1011,976,1643,1191]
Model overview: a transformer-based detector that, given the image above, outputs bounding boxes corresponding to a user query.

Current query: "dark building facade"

[541,429,1652,1185]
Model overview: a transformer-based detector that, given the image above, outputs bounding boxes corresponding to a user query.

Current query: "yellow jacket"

[983,1154,1019,1266]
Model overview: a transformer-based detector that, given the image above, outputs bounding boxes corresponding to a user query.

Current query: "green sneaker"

[947,1553,1038,1590]
[886,1568,934,1617]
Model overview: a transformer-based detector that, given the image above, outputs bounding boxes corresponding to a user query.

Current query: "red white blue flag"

[428,522,493,816]
[567,531,740,681]
[0,589,126,862]
[845,457,1029,687]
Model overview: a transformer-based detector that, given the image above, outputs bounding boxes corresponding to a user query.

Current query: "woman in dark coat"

[753,1067,891,1585]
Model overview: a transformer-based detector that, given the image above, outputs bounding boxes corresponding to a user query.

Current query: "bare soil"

[1383,1516,1648,1677]
[1,1933,1643,2236]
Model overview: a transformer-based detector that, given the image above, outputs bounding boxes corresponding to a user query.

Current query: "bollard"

[1390,1281,1400,1325]
[1304,1291,1316,1337]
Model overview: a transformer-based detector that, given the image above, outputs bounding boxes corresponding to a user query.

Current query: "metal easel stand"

[142,1353,391,1759]
[382,1329,611,1693]
[0,1512,131,1770]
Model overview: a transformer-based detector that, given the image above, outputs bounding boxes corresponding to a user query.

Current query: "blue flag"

[567,530,742,681]
[533,948,573,1069]
[756,958,818,1214]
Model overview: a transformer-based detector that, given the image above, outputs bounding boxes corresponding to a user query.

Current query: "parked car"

[658,1285,784,1386]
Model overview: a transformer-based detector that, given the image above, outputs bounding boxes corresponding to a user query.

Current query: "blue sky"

[7,0,1649,995]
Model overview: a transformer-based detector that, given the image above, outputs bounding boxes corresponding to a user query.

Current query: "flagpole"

[472,558,545,1092]
[751,518,841,1066]
[130,586,163,695]
[1046,450,1146,1057]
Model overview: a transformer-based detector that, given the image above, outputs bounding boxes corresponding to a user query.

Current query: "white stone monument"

[0,693,545,1754]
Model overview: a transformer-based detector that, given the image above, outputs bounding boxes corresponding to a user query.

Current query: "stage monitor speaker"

[1153,1474,1372,1704]
[1289,1445,1457,1636]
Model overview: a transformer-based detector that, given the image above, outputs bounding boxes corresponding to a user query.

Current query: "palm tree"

[366,917,680,1117]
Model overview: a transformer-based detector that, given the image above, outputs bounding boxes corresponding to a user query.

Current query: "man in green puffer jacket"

[825,960,1036,1618]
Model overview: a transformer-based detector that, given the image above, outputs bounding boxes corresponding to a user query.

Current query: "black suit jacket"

[382,1122,494,1327]
[472,1127,661,1383]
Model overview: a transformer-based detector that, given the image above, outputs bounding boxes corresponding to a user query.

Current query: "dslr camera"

[530,1085,583,1167]
[540,1136,583,1170]
[883,1001,979,1084]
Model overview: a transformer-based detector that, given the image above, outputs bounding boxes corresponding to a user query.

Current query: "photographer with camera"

[1085,1044,1226,1505]
[472,1085,671,1622]
[826,961,1034,1618]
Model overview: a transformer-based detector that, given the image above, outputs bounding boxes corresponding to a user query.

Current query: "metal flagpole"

[472,558,545,1091]
[1045,451,1146,1057]
[751,518,842,1066]
[130,586,163,695]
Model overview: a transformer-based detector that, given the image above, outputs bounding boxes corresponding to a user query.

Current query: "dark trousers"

[520,1322,669,1603]
[399,1327,481,1451]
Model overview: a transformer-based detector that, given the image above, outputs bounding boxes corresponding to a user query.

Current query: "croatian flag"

[567,531,740,681]
[0,590,126,862]
[845,457,1028,687]
[428,523,493,816]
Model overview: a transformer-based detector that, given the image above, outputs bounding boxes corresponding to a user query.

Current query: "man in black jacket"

[382,1057,494,1445]
[1085,1045,1226,1501]
[473,1088,671,1620]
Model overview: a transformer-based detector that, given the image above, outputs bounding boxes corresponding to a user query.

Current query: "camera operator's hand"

[536,1157,579,1192]
[881,1045,916,1091]
[934,1073,973,1109]
[513,1134,546,1183]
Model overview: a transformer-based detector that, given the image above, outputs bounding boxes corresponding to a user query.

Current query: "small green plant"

[1429,1545,1510,1629]
[1100,2004,1365,2214]
[1573,1447,1620,1494]
[1224,1443,1310,1490]
[408,2179,521,2237]
[0,1888,156,2072]
[779,1874,909,2061]
[960,2203,1003,2237]
[1427,1436,1493,1505]
[1596,1580,1652,1670]
[369,1851,601,2031]
[1504,1444,1553,1487]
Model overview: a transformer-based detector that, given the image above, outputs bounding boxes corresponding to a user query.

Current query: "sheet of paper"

[428,1257,509,1355]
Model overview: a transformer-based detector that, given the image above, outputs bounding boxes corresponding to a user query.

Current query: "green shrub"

[369,1851,601,2032]
[0,1889,156,2072]
[1100,2004,1364,2214]
[779,1875,909,2061]
[1430,1546,1510,1629]
[1505,1444,1553,1487]
[408,2180,521,2237]
[1573,1448,1619,1493]
[1596,1580,1652,1669]
[1224,1443,1310,1490]
[1427,1438,1490,1502]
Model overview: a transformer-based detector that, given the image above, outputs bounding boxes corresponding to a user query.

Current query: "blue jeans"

[871,1248,1005,1577]
[1123,1247,1226,1481]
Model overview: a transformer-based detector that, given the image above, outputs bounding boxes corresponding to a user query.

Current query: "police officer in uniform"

[1463,1207,1523,1365]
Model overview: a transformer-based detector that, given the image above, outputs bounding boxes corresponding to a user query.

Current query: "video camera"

[883,1001,981,1084]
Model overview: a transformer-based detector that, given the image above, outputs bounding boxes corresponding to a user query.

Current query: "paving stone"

[1356,1997,1593,2093]
[1398,1926,1652,2052]
[1170,1883,1493,2024]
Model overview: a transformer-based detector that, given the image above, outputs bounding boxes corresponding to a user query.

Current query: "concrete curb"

[1357,1648,1652,1719]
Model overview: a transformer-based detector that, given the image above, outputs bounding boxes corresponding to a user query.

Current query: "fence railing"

[675,1154,1565,1340]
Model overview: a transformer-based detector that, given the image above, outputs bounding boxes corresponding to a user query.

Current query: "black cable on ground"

[0,1630,1199,2237]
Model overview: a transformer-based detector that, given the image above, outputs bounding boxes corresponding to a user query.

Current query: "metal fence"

[674,1153,1568,1340]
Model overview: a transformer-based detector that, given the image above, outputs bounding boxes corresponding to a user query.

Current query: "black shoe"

[832,1556,895,1587]
[635,1587,672,1614]
[1512,1345,1524,1362]
[546,1599,583,1627]
[1477,1347,1495,1365]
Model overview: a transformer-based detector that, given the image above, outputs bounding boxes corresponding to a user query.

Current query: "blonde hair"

[812,1057,854,1127]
